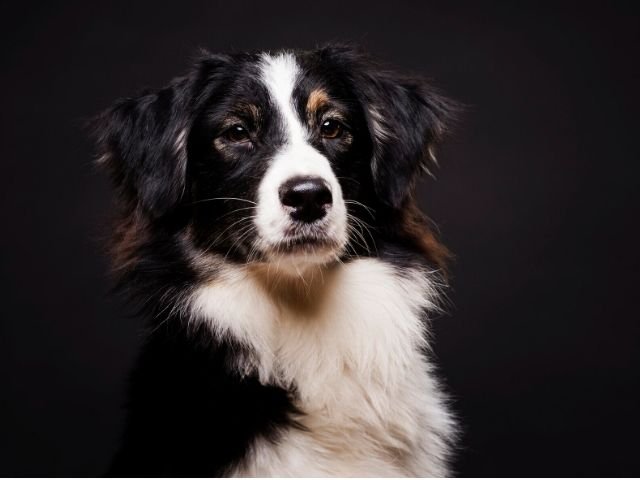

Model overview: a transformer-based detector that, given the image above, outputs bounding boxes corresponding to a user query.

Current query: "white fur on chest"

[189,258,454,476]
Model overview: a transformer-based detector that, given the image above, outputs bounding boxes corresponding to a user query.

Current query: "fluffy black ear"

[92,77,194,218]
[363,73,457,209]
[320,45,457,209]
[92,51,230,218]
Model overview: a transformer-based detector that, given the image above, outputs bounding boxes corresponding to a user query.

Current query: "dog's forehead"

[260,52,343,101]
[259,53,300,101]
[255,52,351,134]
[220,52,337,113]
[255,53,304,136]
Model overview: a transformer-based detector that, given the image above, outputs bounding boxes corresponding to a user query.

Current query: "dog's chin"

[257,234,344,274]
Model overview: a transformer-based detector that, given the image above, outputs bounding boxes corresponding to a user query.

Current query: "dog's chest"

[191,258,446,475]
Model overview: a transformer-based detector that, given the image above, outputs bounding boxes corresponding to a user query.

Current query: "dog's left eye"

[222,124,251,143]
[320,119,344,139]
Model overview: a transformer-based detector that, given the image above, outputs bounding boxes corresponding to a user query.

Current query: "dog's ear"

[93,79,192,218]
[319,45,457,209]
[363,74,457,209]
[92,53,228,218]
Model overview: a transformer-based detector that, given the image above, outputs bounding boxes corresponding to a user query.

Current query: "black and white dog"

[94,45,457,477]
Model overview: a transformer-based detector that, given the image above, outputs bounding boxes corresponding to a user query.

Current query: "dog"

[93,45,457,477]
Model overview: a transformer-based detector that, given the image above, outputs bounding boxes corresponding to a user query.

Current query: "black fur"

[108,322,300,477]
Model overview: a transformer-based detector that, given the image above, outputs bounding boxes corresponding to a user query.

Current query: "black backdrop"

[2,2,639,476]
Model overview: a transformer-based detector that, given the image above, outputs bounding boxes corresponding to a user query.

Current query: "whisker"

[336,176,361,187]
[346,214,373,253]
[207,215,257,251]
[223,223,257,261]
[347,213,378,256]
[215,206,257,222]
[348,225,370,254]
[189,197,257,206]
[344,199,376,219]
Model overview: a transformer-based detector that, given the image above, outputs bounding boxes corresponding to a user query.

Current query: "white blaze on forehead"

[259,52,307,144]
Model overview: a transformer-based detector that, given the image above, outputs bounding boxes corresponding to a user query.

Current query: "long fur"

[93,45,458,477]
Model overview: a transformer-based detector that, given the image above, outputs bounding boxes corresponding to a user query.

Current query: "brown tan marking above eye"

[306,89,330,121]
[220,104,261,130]
[242,103,261,124]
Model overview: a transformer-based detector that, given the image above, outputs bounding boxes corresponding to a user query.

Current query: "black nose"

[279,176,333,223]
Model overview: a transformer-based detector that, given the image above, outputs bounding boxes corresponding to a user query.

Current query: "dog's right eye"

[222,125,251,143]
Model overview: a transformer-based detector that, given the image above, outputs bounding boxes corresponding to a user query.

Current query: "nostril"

[279,176,333,222]
[280,186,305,208]
[315,185,333,207]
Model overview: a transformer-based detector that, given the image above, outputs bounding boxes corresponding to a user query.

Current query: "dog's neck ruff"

[189,257,453,476]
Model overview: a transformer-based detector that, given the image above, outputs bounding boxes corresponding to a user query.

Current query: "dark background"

[2,1,639,476]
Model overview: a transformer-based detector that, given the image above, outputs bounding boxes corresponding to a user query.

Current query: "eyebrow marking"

[306,88,330,117]
[222,103,261,126]
[241,103,261,121]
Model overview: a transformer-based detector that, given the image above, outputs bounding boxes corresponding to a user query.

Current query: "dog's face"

[187,52,371,270]
[95,46,453,277]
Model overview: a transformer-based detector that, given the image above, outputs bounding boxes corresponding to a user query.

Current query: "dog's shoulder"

[109,320,299,476]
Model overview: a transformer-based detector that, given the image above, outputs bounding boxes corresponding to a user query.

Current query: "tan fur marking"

[110,211,149,272]
[306,89,330,118]
[248,262,340,315]
[402,198,451,275]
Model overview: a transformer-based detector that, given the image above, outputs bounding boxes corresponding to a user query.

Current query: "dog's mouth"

[276,234,338,254]
[257,223,345,265]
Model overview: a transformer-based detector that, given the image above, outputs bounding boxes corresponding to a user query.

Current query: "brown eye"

[320,119,343,139]
[223,124,250,143]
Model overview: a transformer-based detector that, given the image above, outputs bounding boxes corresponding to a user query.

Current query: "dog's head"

[94,46,455,278]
